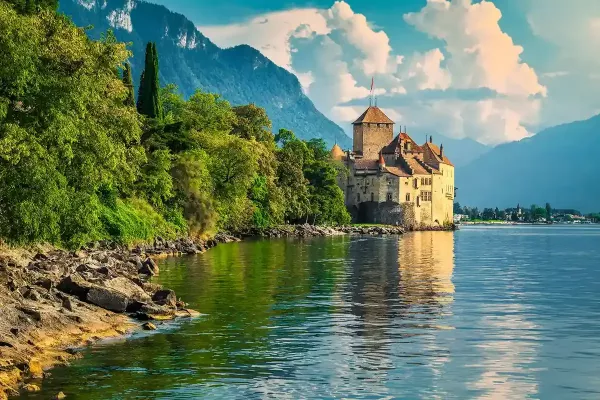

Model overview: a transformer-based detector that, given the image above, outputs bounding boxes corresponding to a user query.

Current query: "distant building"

[331,106,455,228]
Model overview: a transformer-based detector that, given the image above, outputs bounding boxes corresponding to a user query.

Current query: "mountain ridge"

[59,0,352,148]
[456,113,600,213]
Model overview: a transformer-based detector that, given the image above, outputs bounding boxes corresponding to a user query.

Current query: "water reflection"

[20,227,600,399]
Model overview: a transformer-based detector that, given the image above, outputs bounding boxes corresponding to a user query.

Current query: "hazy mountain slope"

[456,115,600,212]
[406,129,491,168]
[59,0,351,148]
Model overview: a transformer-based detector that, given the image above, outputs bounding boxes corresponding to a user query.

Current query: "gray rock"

[142,322,156,331]
[86,286,130,313]
[152,289,177,307]
[57,274,92,299]
[62,296,74,312]
[138,258,159,276]
[104,277,152,303]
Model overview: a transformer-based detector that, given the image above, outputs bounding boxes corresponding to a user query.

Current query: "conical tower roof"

[330,144,345,160]
[352,106,394,125]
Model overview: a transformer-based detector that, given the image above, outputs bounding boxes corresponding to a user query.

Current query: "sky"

[150,0,600,146]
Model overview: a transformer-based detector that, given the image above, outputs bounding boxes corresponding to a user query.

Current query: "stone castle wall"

[353,123,393,159]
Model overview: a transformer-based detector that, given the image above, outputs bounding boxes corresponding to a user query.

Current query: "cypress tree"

[122,62,135,107]
[136,42,151,115]
[136,42,163,120]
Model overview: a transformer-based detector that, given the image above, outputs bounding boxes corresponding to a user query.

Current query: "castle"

[331,106,455,228]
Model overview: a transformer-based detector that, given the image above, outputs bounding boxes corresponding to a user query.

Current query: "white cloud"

[526,0,600,128]
[325,1,393,75]
[200,0,546,145]
[200,9,329,71]
[527,0,600,65]
[397,49,451,91]
[404,0,546,98]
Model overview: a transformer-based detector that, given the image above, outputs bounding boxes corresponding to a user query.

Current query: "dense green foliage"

[59,0,351,149]
[0,1,349,248]
[122,62,135,107]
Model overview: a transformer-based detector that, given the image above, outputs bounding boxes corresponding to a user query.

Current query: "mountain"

[406,129,491,168]
[58,0,351,148]
[456,114,600,213]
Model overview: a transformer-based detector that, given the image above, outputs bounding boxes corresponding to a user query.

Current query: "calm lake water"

[21,226,600,399]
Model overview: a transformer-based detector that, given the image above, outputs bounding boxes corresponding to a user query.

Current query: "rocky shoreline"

[0,223,450,398]
[0,236,236,399]
[234,224,406,238]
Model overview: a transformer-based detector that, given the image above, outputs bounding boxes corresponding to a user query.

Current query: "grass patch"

[100,198,185,245]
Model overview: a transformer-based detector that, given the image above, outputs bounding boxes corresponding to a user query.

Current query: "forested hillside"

[58,0,351,148]
[0,0,350,248]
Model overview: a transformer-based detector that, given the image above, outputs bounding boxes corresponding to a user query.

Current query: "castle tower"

[352,106,394,159]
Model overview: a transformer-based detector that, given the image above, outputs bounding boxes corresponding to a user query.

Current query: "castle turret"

[378,152,386,171]
[330,143,345,161]
[352,106,394,159]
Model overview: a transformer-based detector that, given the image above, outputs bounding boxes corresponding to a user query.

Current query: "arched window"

[387,193,392,201]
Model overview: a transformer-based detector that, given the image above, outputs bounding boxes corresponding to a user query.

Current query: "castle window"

[405,193,410,202]
[417,196,420,207]
[387,193,392,201]
[420,191,432,201]
[371,192,374,202]
[413,178,418,189]
[357,193,360,202]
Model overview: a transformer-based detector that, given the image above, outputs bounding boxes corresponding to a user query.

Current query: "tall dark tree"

[545,202,552,221]
[136,42,162,119]
[122,62,135,107]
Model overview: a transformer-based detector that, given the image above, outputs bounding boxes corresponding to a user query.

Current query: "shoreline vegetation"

[0,1,454,397]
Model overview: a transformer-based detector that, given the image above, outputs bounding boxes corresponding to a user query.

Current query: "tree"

[137,42,162,119]
[0,3,144,246]
[482,208,495,220]
[453,202,461,214]
[122,62,135,107]
[231,104,274,143]
[545,202,552,221]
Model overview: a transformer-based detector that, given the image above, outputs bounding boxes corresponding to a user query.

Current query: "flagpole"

[369,77,374,107]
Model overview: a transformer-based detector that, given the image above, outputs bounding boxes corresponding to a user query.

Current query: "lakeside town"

[454,202,600,225]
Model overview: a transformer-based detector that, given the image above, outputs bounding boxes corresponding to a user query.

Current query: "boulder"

[34,278,54,290]
[138,258,159,276]
[85,277,151,313]
[86,286,129,313]
[152,289,176,307]
[104,277,151,303]
[57,274,93,299]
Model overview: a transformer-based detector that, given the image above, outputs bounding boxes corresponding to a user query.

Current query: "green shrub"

[99,198,184,245]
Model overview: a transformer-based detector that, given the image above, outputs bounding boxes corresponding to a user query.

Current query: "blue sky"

[150,0,600,145]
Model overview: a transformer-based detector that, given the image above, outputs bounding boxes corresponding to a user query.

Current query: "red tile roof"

[385,166,411,177]
[422,142,454,166]
[352,106,394,124]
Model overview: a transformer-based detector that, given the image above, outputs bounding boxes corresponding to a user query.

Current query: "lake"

[21,226,600,399]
